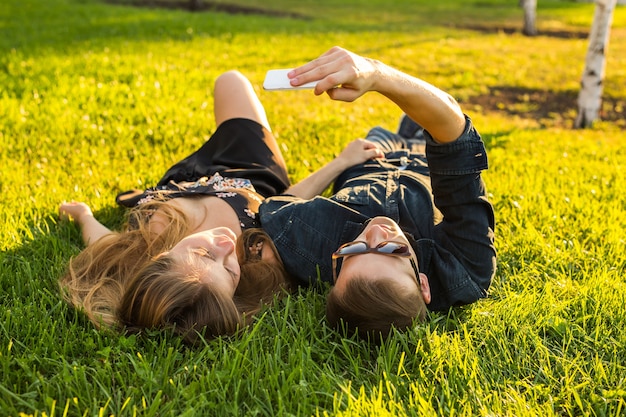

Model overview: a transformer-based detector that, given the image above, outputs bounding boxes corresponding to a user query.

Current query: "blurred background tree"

[575,0,619,127]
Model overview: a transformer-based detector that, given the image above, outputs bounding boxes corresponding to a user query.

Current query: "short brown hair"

[326,277,427,340]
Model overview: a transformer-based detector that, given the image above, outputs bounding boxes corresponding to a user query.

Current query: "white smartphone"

[263,69,317,90]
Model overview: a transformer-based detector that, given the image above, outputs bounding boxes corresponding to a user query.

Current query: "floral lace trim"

[137,172,255,205]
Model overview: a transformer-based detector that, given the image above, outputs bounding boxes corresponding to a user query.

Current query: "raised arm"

[59,202,112,246]
[288,46,466,144]
[284,139,383,199]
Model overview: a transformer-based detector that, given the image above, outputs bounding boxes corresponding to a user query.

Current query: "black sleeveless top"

[117,119,291,229]
[134,173,263,230]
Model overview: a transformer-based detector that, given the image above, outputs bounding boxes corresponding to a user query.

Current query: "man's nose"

[365,224,389,243]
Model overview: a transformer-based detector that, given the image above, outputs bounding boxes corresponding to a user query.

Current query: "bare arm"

[59,202,112,246]
[284,139,383,199]
[288,46,466,144]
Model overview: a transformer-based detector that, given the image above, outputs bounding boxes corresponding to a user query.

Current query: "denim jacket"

[259,117,496,311]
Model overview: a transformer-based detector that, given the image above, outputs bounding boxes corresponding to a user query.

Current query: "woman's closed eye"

[196,248,216,260]
[197,248,237,280]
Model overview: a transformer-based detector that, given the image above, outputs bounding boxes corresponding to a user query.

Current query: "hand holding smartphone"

[263,69,317,91]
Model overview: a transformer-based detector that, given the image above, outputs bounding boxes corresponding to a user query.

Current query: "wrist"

[77,212,95,225]
[332,155,352,173]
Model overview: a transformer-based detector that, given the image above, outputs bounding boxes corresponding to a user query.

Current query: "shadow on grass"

[2,204,127,285]
[0,204,167,347]
[102,1,592,40]
[465,86,626,129]
[103,0,312,19]
[451,23,589,40]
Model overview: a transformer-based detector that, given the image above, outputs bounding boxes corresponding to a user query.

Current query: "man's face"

[333,217,431,303]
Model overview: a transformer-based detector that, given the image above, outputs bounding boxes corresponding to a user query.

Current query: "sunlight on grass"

[1,0,625,415]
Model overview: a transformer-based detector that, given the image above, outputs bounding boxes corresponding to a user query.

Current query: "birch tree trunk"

[575,0,618,128]
[520,0,538,36]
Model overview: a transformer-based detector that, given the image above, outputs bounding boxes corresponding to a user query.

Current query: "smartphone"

[263,69,317,90]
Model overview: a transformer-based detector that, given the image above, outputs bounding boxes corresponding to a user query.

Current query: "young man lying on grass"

[258,46,496,339]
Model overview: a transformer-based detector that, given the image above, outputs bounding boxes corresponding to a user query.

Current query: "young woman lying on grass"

[59,69,295,342]
[59,69,381,343]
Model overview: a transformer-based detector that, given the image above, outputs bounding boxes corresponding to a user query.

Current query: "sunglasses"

[331,241,419,283]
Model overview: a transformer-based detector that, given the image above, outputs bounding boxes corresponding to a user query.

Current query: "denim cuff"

[424,116,488,175]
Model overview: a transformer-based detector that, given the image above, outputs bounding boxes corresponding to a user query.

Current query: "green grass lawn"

[1,0,625,415]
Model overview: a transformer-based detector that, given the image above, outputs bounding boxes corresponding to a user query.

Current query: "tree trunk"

[190,0,202,11]
[520,0,538,36]
[575,0,618,128]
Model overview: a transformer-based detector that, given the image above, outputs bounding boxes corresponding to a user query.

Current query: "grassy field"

[1,0,626,415]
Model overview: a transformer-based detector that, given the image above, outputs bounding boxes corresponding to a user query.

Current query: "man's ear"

[419,273,431,304]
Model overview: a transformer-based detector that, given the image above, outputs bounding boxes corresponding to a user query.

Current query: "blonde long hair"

[59,200,191,329]
[60,200,295,343]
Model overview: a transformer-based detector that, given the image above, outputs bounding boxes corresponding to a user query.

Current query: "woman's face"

[167,227,241,297]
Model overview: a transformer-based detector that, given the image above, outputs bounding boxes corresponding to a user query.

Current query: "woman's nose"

[210,235,236,258]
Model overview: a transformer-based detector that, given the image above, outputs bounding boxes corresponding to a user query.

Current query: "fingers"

[361,139,379,150]
[289,46,380,103]
[363,143,384,159]
[369,147,384,159]
[289,46,344,78]
[59,201,73,215]
[325,85,361,102]
[59,201,92,221]
[344,139,383,160]
[289,46,358,94]
[355,139,383,157]
[59,203,75,221]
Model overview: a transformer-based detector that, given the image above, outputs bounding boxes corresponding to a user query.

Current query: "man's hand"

[288,46,380,102]
[289,45,466,144]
